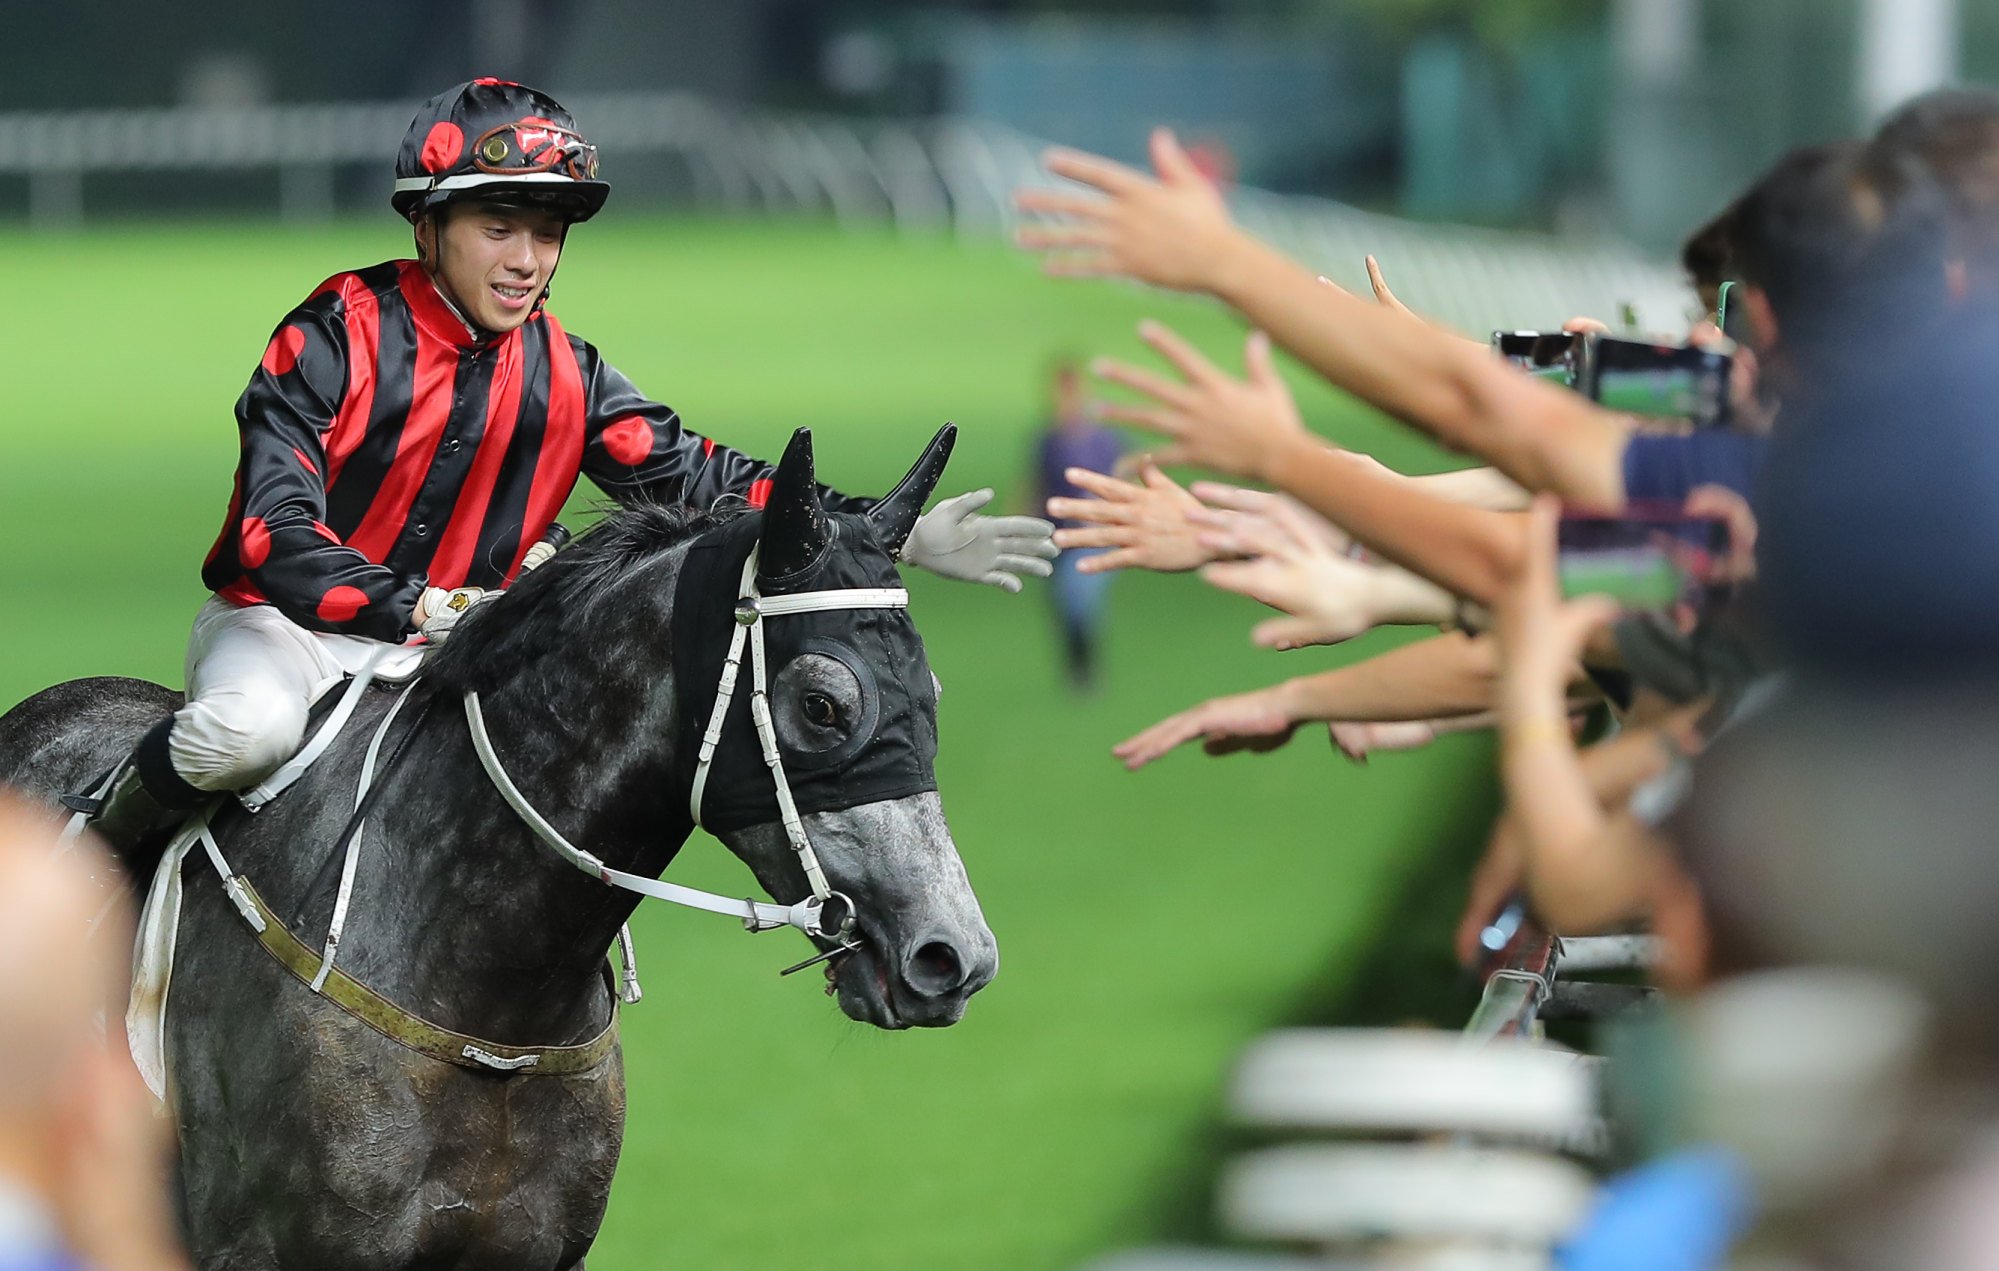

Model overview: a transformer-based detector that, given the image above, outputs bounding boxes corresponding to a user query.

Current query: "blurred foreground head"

[1666,684,1999,1263]
[1678,683,1999,1045]
[0,793,134,1225]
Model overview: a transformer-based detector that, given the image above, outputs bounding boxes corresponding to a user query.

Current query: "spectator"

[1033,359,1126,690]
[0,793,186,1271]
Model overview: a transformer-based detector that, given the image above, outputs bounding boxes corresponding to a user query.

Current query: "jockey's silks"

[202,260,870,643]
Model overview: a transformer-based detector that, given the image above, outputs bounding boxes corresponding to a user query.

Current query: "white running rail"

[0,91,1694,333]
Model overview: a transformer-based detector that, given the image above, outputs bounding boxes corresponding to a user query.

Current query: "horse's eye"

[802,691,840,729]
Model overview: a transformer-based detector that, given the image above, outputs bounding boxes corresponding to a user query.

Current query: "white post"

[29,171,83,231]
[1859,0,1961,124]
[1606,0,1704,254]
[279,164,336,225]
[1612,0,1698,86]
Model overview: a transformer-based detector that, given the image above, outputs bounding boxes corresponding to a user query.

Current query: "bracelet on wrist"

[1505,716,1573,750]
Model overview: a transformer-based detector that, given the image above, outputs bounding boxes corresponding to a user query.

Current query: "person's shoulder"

[542,316,616,372]
[537,309,590,352]
[294,260,407,322]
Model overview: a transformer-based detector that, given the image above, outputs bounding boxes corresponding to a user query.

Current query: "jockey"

[80,79,1055,853]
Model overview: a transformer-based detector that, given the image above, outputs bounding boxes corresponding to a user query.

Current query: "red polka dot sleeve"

[223,306,425,640]
[572,339,875,516]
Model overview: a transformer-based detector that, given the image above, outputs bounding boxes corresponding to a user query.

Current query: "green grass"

[0,217,1492,1269]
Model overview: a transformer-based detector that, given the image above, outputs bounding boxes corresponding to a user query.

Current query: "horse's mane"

[425,500,742,695]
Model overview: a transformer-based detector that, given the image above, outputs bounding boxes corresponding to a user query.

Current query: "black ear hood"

[670,513,940,835]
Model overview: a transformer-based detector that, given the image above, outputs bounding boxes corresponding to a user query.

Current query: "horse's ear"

[757,428,830,579]
[868,423,957,555]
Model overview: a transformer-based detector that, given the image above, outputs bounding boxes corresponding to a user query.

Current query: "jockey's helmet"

[392,80,609,224]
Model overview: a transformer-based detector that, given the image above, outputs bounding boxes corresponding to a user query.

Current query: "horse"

[0,425,997,1269]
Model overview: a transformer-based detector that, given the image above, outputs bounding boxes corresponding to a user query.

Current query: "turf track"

[0,217,1492,1269]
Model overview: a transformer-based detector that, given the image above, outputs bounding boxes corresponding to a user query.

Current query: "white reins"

[464,546,909,950]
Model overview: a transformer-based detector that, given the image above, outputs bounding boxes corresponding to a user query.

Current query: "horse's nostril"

[904,939,966,997]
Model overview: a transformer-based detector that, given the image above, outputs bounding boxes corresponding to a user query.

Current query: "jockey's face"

[419,202,566,334]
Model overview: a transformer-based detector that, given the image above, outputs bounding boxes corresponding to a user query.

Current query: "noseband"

[464,546,910,969]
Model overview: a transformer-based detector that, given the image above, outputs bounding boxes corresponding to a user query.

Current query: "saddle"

[84,658,630,1103]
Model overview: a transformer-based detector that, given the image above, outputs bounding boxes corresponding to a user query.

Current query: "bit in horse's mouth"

[826,939,905,1030]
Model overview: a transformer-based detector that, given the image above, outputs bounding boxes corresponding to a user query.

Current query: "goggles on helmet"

[470,120,599,182]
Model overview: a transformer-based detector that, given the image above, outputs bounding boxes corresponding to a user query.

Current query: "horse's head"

[671,427,996,1029]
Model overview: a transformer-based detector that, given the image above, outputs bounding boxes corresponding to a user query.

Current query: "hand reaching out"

[1112,684,1300,771]
[1190,481,1353,555]
[1090,320,1311,481]
[1189,499,1403,649]
[1362,256,1494,354]
[1045,463,1215,575]
[1015,128,1242,294]
[1364,254,1419,318]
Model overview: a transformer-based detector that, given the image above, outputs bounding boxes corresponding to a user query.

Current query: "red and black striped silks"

[201,260,865,642]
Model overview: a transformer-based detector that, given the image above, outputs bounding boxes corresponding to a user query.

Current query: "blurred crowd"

[1016,87,1999,1269]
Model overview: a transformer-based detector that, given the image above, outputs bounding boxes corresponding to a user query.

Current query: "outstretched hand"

[1191,481,1353,554]
[1363,255,1419,318]
[1091,320,1311,481]
[1015,128,1242,294]
[901,489,1059,592]
[1112,684,1299,770]
[1045,463,1215,574]
[1188,497,1393,650]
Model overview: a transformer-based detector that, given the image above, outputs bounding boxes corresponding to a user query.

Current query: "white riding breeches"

[168,597,424,792]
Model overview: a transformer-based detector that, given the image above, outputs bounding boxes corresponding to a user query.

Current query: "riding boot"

[80,717,208,881]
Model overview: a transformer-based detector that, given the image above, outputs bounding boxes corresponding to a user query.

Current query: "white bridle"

[464,546,909,960]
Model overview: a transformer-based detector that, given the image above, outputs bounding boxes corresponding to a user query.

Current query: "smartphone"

[1716,280,1754,346]
[1577,335,1733,429]
[1557,507,1731,611]
[1491,330,1583,386]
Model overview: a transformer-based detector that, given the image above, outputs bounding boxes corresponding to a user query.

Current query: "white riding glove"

[416,585,492,643]
[898,489,1058,593]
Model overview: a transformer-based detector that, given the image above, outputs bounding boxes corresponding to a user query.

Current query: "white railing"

[0,92,1695,334]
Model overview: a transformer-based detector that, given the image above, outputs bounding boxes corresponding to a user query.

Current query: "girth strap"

[232,874,620,1076]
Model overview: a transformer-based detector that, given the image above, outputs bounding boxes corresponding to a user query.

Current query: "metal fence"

[0,91,1696,335]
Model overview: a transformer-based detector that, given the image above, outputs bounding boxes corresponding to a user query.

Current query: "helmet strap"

[530,223,570,319]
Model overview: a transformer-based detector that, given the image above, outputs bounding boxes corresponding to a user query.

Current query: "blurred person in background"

[76,78,1054,865]
[1034,359,1124,690]
[0,795,184,1271]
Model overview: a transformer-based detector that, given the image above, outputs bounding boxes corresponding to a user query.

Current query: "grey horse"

[0,426,997,1269]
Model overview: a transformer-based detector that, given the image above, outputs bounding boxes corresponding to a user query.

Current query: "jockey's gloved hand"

[416,585,494,643]
[898,489,1058,593]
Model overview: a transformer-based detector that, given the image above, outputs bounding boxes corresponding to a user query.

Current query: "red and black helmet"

[392,79,610,223]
